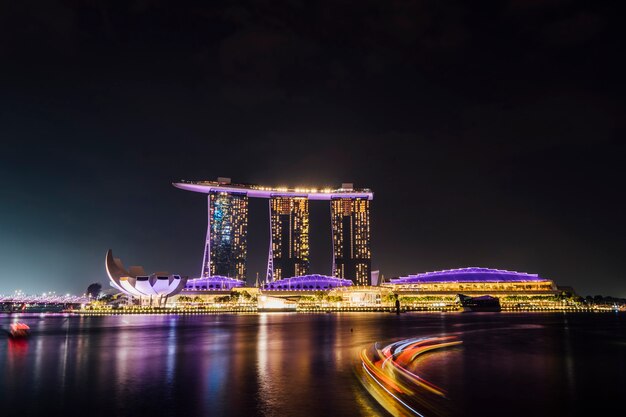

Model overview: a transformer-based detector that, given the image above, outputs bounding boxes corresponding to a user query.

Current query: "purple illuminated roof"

[173,181,373,200]
[390,267,548,284]
[184,276,245,290]
[263,274,353,290]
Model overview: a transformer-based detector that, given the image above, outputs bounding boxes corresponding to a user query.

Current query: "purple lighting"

[184,276,245,291]
[390,267,547,284]
[173,181,373,200]
[263,274,353,290]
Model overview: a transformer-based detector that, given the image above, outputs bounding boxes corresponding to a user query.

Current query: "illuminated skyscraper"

[331,197,371,285]
[201,191,248,280]
[174,178,373,283]
[267,197,310,281]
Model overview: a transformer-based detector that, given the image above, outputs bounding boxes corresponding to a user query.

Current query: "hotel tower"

[174,178,372,285]
[202,189,248,280]
[331,197,371,286]
[267,196,310,281]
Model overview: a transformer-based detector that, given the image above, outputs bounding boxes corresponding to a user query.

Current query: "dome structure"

[184,276,245,291]
[105,250,188,299]
[263,274,353,290]
[390,267,545,284]
[385,267,557,297]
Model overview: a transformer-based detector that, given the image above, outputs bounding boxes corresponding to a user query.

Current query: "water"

[1,313,624,417]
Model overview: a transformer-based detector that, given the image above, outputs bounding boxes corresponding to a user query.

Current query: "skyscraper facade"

[267,196,310,281]
[331,197,372,285]
[201,191,248,279]
[174,179,372,284]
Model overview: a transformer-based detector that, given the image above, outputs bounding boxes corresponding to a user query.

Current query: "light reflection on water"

[0,313,624,417]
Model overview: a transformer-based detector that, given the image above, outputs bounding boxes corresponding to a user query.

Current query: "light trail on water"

[357,335,462,417]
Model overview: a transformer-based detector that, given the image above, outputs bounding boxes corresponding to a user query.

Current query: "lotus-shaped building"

[105,250,188,303]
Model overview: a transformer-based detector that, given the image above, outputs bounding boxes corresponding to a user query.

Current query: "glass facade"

[267,197,310,281]
[180,180,373,285]
[331,198,371,285]
[201,191,248,280]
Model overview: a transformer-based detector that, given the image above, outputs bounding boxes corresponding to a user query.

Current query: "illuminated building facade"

[184,276,245,291]
[174,178,373,283]
[267,197,310,281]
[386,267,558,294]
[202,191,248,280]
[382,267,568,310]
[331,197,372,285]
[262,274,353,290]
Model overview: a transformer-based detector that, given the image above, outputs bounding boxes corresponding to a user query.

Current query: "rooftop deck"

[173,180,373,200]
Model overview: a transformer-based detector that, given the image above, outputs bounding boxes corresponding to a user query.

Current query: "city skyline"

[0,1,623,298]
[0,170,623,298]
[1,3,624,417]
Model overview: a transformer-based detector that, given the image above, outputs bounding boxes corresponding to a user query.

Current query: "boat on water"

[457,294,501,312]
[8,323,31,338]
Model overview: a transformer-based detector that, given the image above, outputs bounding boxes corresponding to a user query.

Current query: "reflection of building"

[105,250,187,304]
[173,178,374,283]
[203,190,248,280]
[331,197,372,285]
[267,197,309,281]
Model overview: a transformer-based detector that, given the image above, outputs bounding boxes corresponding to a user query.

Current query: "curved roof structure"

[263,274,353,290]
[389,267,548,284]
[173,180,373,200]
[184,276,245,291]
[105,250,188,298]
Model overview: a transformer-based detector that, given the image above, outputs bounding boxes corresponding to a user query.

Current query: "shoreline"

[10,307,618,316]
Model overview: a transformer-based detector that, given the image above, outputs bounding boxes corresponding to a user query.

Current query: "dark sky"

[1,0,624,297]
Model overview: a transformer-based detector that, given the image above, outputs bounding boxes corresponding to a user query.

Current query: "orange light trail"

[357,335,462,417]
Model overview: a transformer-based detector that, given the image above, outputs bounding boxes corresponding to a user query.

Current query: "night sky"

[1,1,624,297]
